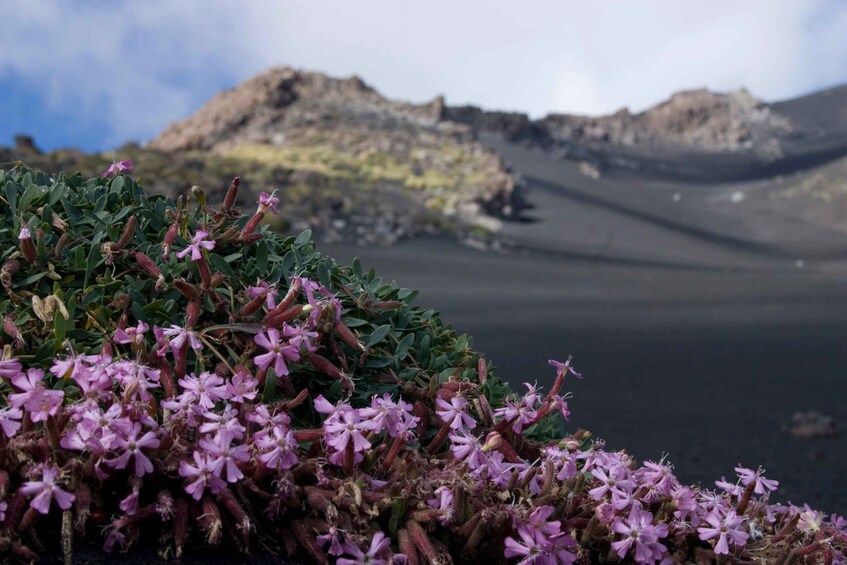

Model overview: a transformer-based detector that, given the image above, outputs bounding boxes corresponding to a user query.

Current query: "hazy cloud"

[2,0,846,150]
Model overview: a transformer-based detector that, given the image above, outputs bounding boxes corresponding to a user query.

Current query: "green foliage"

[0,166,514,423]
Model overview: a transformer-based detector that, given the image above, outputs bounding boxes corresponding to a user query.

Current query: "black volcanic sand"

[322,141,847,515]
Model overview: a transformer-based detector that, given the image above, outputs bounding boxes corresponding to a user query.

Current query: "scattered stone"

[785,411,837,439]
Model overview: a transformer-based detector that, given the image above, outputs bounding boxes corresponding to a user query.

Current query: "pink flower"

[247,280,280,310]
[255,424,299,471]
[316,525,357,557]
[200,405,246,440]
[735,465,779,495]
[448,430,487,470]
[199,431,249,483]
[176,230,215,262]
[258,191,280,215]
[177,371,229,409]
[101,158,134,177]
[163,325,203,351]
[611,507,669,563]
[504,523,578,565]
[226,370,259,403]
[20,465,75,514]
[113,321,149,345]
[9,368,65,423]
[0,358,22,379]
[283,323,318,354]
[588,464,634,501]
[0,406,23,437]
[253,327,300,376]
[324,409,375,455]
[697,509,748,555]
[179,451,226,500]
[358,393,418,438]
[548,357,582,378]
[493,390,538,434]
[336,531,391,565]
[426,486,454,526]
[109,423,161,477]
[435,396,477,431]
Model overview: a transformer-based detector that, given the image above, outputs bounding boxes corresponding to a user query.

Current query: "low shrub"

[0,164,844,563]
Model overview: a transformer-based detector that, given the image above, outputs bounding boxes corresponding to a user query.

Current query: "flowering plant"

[0,166,844,563]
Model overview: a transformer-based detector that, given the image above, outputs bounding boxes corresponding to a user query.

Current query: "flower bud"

[18,227,37,263]
[54,233,69,260]
[185,300,202,329]
[482,431,502,452]
[222,177,240,211]
[115,215,137,250]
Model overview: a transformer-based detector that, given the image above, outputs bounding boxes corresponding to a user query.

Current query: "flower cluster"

[1,168,845,564]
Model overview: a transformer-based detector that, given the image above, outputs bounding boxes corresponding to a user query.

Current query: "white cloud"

[1,0,846,147]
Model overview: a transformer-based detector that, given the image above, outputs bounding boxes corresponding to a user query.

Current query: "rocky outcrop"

[447,88,793,159]
[151,67,459,152]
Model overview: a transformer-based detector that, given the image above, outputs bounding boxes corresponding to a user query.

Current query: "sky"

[2,1,847,153]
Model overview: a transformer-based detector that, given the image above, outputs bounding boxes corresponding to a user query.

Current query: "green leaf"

[83,242,101,289]
[294,229,312,247]
[4,182,18,218]
[109,175,125,194]
[18,183,47,212]
[255,241,268,273]
[366,324,391,347]
[53,309,67,351]
[394,333,415,362]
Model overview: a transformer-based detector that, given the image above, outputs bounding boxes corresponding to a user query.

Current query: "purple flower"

[101,158,134,177]
[283,322,318,354]
[176,230,215,261]
[426,486,455,526]
[611,507,669,563]
[448,430,487,470]
[588,464,634,501]
[178,371,229,409]
[715,476,743,498]
[199,431,250,483]
[316,525,357,557]
[797,504,825,534]
[258,191,280,216]
[113,321,149,345]
[255,424,299,471]
[0,358,22,379]
[179,451,227,500]
[9,368,64,423]
[254,327,300,376]
[735,465,779,495]
[336,531,391,565]
[0,406,23,437]
[636,460,678,498]
[504,523,578,564]
[435,396,477,431]
[358,393,418,438]
[108,422,161,476]
[200,405,246,440]
[20,465,75,514]
[697,509,748,556]
[324,408,375,456]
[548,357,582,378]
[248,280,280,310]
[0,501,6,522]
[493,394,538,435]
[163,325,203,351]
[226,370,259,403]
